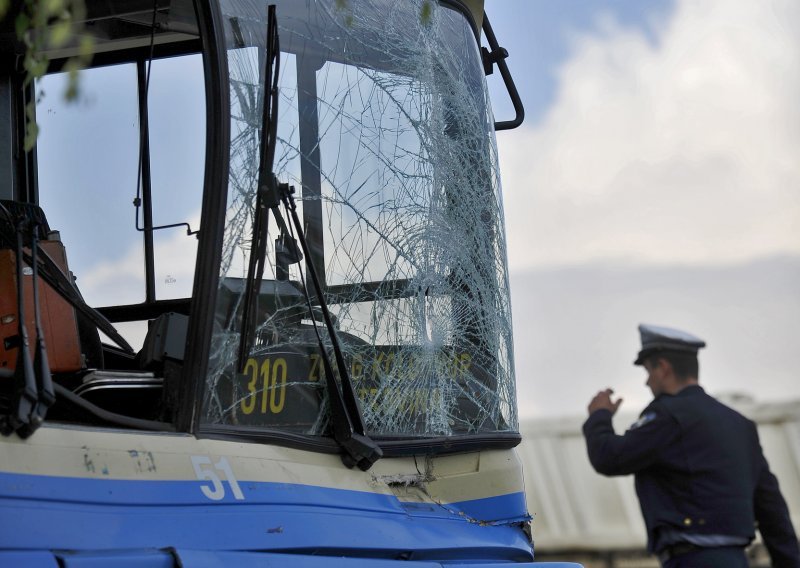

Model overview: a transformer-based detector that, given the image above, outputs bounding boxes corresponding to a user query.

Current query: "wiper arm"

[28,217,55,430]
[3,214,39,437]
[279,182,382,471]
[234,5,380,470]
[0,207,57,437]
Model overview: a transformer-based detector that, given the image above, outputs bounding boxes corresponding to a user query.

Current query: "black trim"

[198,424,520,457]
[136,58,157,302]
[53,383,175,432]
[438,2,526,130]
[98,299,192,322]
[482,15,525,130]
[376,432,521,456]
[177,0,230,434]
[45,40,204,73]
[296,57,325,294]
[18,79,36,203]
[483,13,525,130]
[83,0,171,21]
[325,279,413,304]
[199,424,341,454]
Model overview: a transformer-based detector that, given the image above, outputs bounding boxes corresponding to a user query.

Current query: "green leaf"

[49,20,72,47]
[15,0,93,148]
[78,35,94,58]
[24,57,48,80]
[23,102,39,152]
[15,13,31,39]
[43,0,65,17]
[63,66,79,100]
[23,122,39,151]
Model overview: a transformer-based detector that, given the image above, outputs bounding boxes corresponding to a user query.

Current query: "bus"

[0,0,580,565]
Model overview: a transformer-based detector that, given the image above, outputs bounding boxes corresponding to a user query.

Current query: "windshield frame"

[194,0,521,454]
[178,0,233,432]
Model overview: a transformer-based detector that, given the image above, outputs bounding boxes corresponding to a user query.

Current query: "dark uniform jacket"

[583,385,800,567]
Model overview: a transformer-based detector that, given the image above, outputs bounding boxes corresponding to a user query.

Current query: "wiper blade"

[28,218,55,429]
[235,5,381,470]
[3,214,39,437]
[279,182,382,471]
[237,3,281,372]
[0,208,59,437]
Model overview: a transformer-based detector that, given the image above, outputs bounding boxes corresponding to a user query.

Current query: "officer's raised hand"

[588,388,623,416]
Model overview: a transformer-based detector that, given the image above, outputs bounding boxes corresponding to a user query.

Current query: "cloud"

[74,218,199,348]
[498,0,800,270]
[511,257,800,418]
[79,216,200,306]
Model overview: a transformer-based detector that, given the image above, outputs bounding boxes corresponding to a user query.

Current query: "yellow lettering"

[241,358,258,415]
[270,357,287,413]
[383,352,394,375]
[371,352,384,379]
[351,354,363,378]
[308,353,321,382]
[260,358,271,414]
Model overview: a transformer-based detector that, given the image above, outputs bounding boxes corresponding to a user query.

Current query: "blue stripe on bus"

[0,470,527,520]
[0,471,533,560]
[1,549,584,567]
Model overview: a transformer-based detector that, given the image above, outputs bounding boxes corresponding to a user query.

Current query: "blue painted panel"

[465,565,583,568]
[0,471,530,523]
[527,565,584,568]
[0,549,585,567]
[0,471,403,510]
[0,472,533,562]
[0,551,60,567]
[57,550,175,567]
[444,492,531,524]
[173,550,585,567]
[1,502,532,559]
[174,550,442,567]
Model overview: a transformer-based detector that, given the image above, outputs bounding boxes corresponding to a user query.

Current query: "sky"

[484,0,800,417]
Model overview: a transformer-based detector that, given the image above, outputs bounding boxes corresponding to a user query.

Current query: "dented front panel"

[0,425,531,559]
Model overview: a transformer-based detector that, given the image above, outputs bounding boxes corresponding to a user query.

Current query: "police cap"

[634,324,706,366]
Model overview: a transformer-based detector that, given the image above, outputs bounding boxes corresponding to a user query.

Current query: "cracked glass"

[202,0,517,439]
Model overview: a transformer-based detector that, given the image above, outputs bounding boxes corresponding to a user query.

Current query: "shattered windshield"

[202,0,517,439]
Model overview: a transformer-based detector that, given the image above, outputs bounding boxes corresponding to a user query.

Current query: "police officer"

[583,324,800,567]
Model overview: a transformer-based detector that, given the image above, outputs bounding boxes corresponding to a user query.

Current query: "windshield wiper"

[278,181,382,471]
[236,5,381,470]
[236,3,281,371]
[3,214,38,436]
[0,207,55,437]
